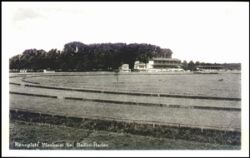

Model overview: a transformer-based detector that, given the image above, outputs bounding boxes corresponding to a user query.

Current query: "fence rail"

[10,91,240,111]
[23,84,241,101]
[10,91,57,98]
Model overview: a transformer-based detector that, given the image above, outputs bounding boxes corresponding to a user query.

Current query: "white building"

[134,61,147,71]
[119,64,131,72]
[146,60,154,69]
[134,58,183,72]
[20,69,27,73]
[43,69,55,73]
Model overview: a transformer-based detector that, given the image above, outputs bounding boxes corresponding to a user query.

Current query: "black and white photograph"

[2,1,249,157]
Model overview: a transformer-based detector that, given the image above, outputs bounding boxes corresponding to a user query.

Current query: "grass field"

[10,94,241,130]
[9,85,241,109]
[10,120,240,150]
[9,71,241,149]
[21,72,241,98]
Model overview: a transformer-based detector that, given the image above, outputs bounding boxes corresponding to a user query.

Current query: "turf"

[9,120,240,150]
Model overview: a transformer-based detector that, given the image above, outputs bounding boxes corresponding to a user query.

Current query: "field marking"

[9,91,241,111]
[10,91,57,99]
[21,84,241,101]
[64,96,241,111]
[10,73,241,101]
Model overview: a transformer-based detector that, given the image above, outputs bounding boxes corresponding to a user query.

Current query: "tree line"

[9,41,241,72]
[182,60,241,71]
[9,42,173,71]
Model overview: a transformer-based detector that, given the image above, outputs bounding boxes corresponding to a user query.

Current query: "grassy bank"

[10,120,240,150]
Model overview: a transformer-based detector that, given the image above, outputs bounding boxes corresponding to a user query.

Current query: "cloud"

[12,8,44,22]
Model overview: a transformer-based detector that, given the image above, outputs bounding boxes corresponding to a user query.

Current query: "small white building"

[119,64,131,72]
[146,60,154,69]
[43,69,55,73]
[134,61,147,71]
[20,69,27,73]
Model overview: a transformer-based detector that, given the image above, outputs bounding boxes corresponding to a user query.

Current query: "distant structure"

[196,64,223,71]
[134,61,147,71]
[20,69,27,73]
[197,63,241,71]
[152,58,181,69]
[43,69,55,73]
[133,49,183,72]
[134,58,182,72]
[119,64,131,72]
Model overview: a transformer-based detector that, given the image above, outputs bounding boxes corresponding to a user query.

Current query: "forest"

[9,41,241,72]
[9,42,172,71]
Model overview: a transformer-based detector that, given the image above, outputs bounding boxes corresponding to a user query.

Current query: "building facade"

[152,58,181,69]
[134,61,147,71]
[197,64,223,71]
[134,58,182,72]
[119,64,131,72]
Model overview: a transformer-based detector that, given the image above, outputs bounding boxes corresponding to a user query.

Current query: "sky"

[2,2,249,63]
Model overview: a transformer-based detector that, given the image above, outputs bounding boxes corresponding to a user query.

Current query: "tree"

[182,60,188,70]
[9,55,21,70]
[9,42,173,72]
[46,49,60,70]
[188,60,196,71]
[195,61,200,66]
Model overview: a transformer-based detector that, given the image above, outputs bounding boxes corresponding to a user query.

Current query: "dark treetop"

[9,41,240,72]
[9,42,172,71]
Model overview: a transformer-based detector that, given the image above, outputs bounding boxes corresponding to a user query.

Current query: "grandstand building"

[134,57,182,72]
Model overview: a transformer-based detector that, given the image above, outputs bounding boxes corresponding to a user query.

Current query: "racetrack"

[13,71,241,98]
[9,72,241,132]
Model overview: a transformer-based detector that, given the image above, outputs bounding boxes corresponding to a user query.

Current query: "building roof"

[135,61,146,65]
[198,65,223,68]
[152,58,181,61]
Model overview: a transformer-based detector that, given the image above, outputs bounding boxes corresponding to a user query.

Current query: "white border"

[2,2,249,157]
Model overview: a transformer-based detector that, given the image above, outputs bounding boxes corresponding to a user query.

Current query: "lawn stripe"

[64,96,241,112]
[23,84,241,101]
[10,91,57,98]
